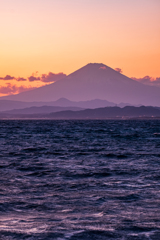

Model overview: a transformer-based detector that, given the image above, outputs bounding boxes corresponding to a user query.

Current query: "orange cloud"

[0,83,36,95]
[132,76,160,87]
[115,68,123,74]
[0,71,67,97]
[99,66,106,70]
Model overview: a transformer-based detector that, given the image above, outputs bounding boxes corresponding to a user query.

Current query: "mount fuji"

[1,63,160,106]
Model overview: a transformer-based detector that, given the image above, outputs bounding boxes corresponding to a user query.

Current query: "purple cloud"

[0,75,27,81]
[0,72,66,83]
[0,75,15,80]
[115,68,123,74]
[16,77,27,81]
[28,76,41,82]
[132,76,160,87]
[41,72,66,83]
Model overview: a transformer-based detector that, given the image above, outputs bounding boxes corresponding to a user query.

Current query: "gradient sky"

[0,0,160,95]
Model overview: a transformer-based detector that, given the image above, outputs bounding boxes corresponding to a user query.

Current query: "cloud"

[27,72,66,82]
[0,75,27,81]
[16,77,27,81]
[131,76,160,87]
[41,72,66,82]
[115,68,123,73]
[0,72,66,83]
[131,76,153,83]
[28,76,41,82]
[99,66,106,70]
[0,83,36,95]
[0,75,15,80]
[155,77,160,84]
[0,71,67,96]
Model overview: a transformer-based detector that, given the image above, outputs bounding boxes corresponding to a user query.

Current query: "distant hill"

[0,106,160,119]
[46,98,117,108]
[48,106,160,119]
[0,98,132,112]
[3,106,83,115]
[1,63,160,106]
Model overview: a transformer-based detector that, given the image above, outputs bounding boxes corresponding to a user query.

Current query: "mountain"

[0,106,160,119]
[1,63,160,106]
[48,106,160,119]
[0,100,34,112]
[3,106,83,115]
[42,98,117,108]
[0,98,127,112]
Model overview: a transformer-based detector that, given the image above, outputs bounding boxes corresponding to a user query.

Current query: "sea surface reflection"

[0,120,160,239]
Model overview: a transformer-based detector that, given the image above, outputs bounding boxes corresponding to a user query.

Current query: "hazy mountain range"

[0,98,135,112]
[48,106,160,119]
[3,106,84,115]
[0,106,160,119]
[1,63,160,106]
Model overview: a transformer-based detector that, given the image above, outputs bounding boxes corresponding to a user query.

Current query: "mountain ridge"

[3,106,84,115]
[0,98,138,112]
[48,106,160,119]
[0,106,160,119]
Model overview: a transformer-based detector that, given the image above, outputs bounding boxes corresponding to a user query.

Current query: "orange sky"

[0,0,160,96]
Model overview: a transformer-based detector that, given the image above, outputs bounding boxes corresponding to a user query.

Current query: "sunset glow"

[0,0,160,96]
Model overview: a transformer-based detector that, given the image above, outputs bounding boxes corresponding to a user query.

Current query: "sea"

[0,120,160,240]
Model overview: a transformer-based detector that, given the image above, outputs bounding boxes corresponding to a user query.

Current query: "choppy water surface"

[0,120,160,240]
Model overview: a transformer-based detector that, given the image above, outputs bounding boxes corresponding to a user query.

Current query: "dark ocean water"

[0,120,160,240]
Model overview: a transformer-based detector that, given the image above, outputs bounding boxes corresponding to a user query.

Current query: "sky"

[0,0,160,96]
